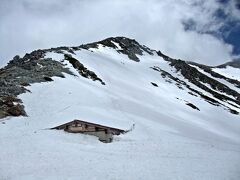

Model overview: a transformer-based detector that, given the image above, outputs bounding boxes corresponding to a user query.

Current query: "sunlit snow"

[1,45,240,180]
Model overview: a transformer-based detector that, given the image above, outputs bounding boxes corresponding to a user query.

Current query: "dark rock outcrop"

[216,61,240,69]
[186,103,200,111]
[151,66,239,115]
[0,96,26,118]
[188,62,240,88]
[64,54,105,85]
[0,51,74,118]
[1,36,239,118]
[81,37,154,62]
[169,60,240,105]
[7,104,26,116]
[151,82,158,87]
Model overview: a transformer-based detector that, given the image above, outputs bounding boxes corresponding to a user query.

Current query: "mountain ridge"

[1,36,240,180]
[0,36,240,118]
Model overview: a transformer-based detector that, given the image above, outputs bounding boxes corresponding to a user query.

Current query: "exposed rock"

[186,103,200,111]
[4,100,14,107]
[216,61,240,69]
[156,51,172,61]
[64,54,105,85]
[7,104,26,116]
[81,37,154,62]
[188,62,240,88]
[0,110,8,119]
[13,55,20,61]
[44,76,54,81]
[151,82,158,87]
[0,52,74,118]
[20,82,30,86]
[157,50,240,112]
[229,109,239,115]
[169,60,240,105]
[1,36,239,119]
[0,39,110,119]
[188,92,197,97]
[151,66,238,115]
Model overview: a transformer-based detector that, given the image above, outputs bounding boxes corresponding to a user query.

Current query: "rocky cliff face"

[0,36,240,118]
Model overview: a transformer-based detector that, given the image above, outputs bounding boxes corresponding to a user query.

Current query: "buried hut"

[51,119,130,143]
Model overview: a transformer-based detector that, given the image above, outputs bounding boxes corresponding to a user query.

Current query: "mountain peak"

[80,36,154,61]
[216,60,240,68]
[1,36,240,179]
[0,36,240,119]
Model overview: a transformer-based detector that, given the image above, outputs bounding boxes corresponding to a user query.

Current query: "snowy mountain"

[0,37,240,180]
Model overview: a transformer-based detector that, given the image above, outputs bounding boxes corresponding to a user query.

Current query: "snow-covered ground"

[212,66,240,81]
[1,45,240,180]
[190,64,240,93]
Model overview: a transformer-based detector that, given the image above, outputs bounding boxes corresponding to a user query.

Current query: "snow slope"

[212,66,240,81]
[1,41,240,180]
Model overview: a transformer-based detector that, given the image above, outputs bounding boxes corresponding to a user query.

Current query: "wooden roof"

[51,119,125,133]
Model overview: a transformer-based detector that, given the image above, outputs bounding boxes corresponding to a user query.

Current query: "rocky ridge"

[0,36,240,118]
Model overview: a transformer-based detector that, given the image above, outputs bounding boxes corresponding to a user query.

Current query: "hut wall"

[85,131,113,143]
[53,120,123,143]
[66,122,102,133]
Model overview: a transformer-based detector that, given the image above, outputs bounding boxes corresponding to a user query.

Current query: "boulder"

[7,104,26,116]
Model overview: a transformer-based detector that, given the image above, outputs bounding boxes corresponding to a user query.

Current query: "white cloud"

[0,0,238,67]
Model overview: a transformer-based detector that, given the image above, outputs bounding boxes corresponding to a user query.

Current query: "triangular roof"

[51,119,125,133]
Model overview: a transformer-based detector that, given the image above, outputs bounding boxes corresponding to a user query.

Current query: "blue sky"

[206,0,240,59]
[0,0,240,67]
[183,0,240,60]
[221,21,240,58]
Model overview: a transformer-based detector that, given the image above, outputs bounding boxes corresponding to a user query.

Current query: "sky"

[0,0,239,67]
